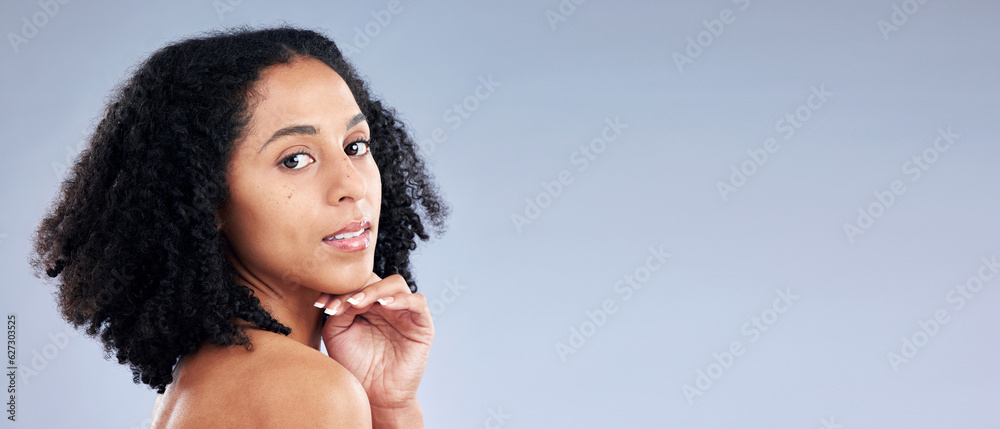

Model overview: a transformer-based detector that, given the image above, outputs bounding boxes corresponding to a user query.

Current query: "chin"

[322,264,375,295]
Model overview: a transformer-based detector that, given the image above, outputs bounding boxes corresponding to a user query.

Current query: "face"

[218,56,381,296]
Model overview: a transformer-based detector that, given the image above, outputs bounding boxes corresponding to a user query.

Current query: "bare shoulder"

[152,331,371,428]
[248,332,372,427]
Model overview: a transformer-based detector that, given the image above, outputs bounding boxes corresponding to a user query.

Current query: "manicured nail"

[377,297,394,305]
[324,301,341,315]
[313,300,325,308]
[347,293,364,306]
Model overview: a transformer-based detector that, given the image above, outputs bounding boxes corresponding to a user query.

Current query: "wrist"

[371,402,424,429]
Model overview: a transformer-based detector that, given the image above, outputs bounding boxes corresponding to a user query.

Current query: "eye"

[280,151,315,170]
[345,139,371,157]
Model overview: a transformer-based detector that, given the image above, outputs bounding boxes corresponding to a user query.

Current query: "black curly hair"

[29,25,448,393]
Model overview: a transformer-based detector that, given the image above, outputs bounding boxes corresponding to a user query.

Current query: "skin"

[150,56,433,428]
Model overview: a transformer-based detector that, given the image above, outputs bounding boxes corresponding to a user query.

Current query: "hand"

[316,273,434,412]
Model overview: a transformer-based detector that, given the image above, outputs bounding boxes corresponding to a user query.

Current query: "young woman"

[30,26,448,427]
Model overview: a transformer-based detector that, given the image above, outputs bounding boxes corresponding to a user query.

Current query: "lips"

[323,219,371,241]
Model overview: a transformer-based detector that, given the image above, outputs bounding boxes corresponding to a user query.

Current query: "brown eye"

[345,140,371,157]
[281,152,315,170]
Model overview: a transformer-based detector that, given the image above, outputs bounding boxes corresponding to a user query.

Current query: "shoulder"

[248,333,372,427]
[153,330,371,428]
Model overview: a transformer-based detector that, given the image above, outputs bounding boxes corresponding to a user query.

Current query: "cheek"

[225,182,301,255]
[372,171,382,201]
[224,192,270,251]
[366,162,382,213]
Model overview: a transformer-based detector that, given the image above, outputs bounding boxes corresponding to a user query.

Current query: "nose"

[325,153,367,204]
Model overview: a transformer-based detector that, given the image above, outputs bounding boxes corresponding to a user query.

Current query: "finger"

[314,293,347,317]
[316,273,387,316]
[342,274,410,311]
[313,293,333,309]
[372,292,434,330]
[322,302,357,331]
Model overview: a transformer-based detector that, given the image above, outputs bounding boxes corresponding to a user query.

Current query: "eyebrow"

[346,113,367,132]
[257,113,367,154]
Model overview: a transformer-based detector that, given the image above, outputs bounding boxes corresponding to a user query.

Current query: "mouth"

[322,219,372,251]
[323,219,372,241]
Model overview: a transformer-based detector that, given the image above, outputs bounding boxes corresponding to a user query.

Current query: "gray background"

[2,0,999,427]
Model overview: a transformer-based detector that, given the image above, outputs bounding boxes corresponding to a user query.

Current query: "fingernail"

[377,297,394,305]
[347,293,364,306]
[324,301,341,315]
[313,300,325,308]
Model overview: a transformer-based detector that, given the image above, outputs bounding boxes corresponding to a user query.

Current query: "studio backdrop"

[2,1,999,427]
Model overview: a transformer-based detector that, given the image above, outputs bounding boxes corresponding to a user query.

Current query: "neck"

[222,238,325,350]
[244,273,325,349]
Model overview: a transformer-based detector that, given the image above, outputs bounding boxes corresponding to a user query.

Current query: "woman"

[30,26,448,427]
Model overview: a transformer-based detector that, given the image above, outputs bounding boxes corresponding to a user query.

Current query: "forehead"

[245,56,361,135]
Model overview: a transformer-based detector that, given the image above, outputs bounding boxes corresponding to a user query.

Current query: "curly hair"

[29,26,448,393]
